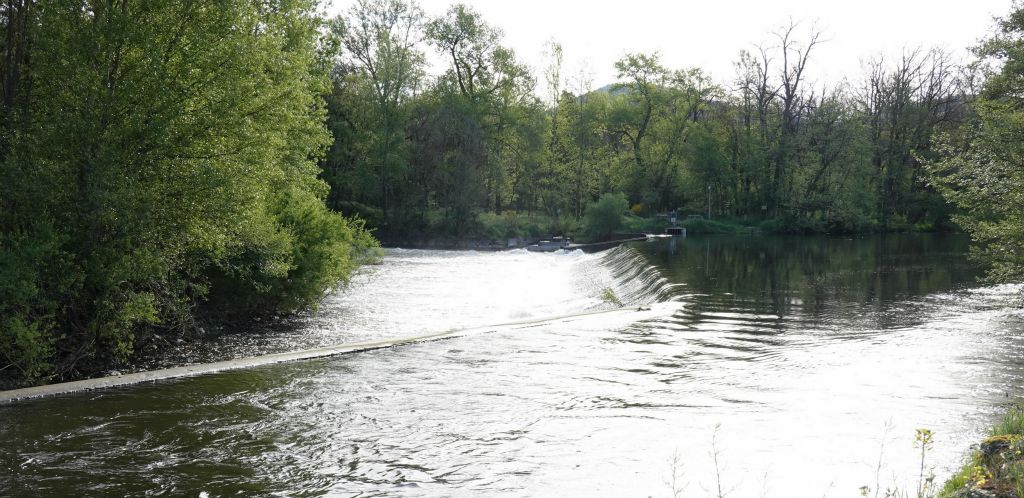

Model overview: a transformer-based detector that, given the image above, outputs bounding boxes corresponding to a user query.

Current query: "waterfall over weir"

[600,245,683,305]
[5,235,1024,497]
[1,244,682,402]
[261,245,682,352]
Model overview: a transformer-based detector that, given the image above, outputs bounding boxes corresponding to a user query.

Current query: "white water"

[3,239,1024,497]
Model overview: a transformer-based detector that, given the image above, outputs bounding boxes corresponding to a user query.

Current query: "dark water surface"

[3,234,1024,497]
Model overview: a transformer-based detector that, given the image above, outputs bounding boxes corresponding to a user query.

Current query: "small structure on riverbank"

[525,237,572,252]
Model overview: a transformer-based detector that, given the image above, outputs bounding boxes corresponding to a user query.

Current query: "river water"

[2,234,1024,497]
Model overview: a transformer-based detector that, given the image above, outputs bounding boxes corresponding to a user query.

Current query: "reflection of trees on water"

[635,234,981,331]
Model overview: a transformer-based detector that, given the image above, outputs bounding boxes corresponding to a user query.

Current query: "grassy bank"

[939,405,1024,497]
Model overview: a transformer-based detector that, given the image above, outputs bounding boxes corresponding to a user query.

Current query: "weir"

[602,245,683,304]
[2,235,1018,497]
[0,246,681,404]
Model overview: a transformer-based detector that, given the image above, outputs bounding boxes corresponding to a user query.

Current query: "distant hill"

[593,83,628,96]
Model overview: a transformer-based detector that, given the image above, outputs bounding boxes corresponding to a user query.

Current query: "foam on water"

[6,236,1024,497]
[304,246,679,346]
[6,245,684,392]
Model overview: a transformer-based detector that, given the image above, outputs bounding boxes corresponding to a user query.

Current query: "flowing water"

[3,234,1024,497]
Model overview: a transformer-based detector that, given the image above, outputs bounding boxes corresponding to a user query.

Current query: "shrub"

[334,201,385,230]
[622,213,666,233]
[208,187,381,315]
[581,193,628,241]
[0,223,77,381]
[681,218,743,234]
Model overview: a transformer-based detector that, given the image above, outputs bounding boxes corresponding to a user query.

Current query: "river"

[2,234,1023,497]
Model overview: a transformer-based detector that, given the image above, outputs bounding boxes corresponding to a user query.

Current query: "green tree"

[410,3,538,232]
[607,53,719,213]
[581,192,628,241]
[928,5,1024,281]
[550,82,609,219]
[859,49,967,229]
[326,0,425,225]
[0,0,376,382]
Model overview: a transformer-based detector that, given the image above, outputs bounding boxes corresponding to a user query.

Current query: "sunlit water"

[3,234,1024,497]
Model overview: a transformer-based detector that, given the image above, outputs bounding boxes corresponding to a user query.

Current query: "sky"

[325,0,1016,92]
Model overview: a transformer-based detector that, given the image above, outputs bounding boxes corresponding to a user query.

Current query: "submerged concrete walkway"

[0,305,668,404]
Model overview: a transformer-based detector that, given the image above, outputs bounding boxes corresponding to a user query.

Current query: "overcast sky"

[325,0,1015,92]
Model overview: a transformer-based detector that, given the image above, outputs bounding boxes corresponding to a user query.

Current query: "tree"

[611,52,668,203]
[928,4,1024,281]
[0,0,377,382]
[327,0,425,224]
[420,3,537,224]
[581,192,628,241]
[858,49,967,228]
[609,53,719,212]
[723,48,777,215]
[771,21,822,215]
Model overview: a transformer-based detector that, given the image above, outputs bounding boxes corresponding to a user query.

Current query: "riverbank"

[372,211,958,249]
[940,405,1024,497]
[377,232,652,252]
[0,235,643,391]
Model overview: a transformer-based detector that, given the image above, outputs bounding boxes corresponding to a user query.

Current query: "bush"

[550,215,580,237]
[207,187,381,315]
[581,193,628,242]
[269,188,382,312]
[476,212,515,239]
[0,223,78,382]
[473,212,569,241]
[0,0,379,385]
[681,217,744,234]
[622,213,666,233]
[334,201,385,230]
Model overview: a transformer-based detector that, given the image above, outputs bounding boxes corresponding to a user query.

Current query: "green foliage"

[323,0,424,222]
[319,5,970,246]
[928,3,1024,283]
[939,465,975,497]
[213,187,382,315]
[682,218,745,234]
[600,287,622,307]
[994,406,1024,436]
[938,406,1024,497]
[581,192,628,241]
[284,191,383,310]
[333,201,385,230]
[621,213,666,233]
[0,0,377,383]
[475,212,561,240]
[0,318,52,380]
[0,223,74,380]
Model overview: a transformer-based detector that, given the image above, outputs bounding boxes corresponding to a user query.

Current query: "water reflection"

[639,234,982,329]
[2,234,1023,497]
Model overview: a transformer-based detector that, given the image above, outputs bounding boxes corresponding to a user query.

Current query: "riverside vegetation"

[324,1,974,243]
[939,407,1024,498]
[931,6,1024,496]
[0,0,1022,420]
[931,9,1024,491]
[0,0,383,385]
